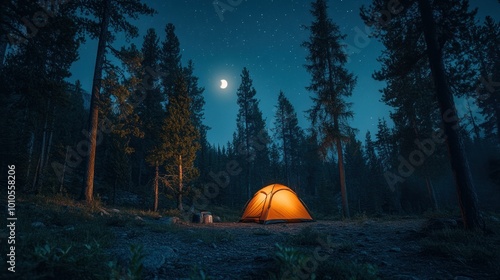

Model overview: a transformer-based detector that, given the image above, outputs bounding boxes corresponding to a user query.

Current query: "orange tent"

[240,184,314,224]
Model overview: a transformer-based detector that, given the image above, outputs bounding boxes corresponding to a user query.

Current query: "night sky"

[68,0,499,147]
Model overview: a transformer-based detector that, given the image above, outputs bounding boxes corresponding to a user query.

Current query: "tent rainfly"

[240,184,314,224]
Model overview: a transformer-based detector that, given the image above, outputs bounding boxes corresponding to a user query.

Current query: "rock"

[389,247,401,252]
[31,221,45,228]
[213,215,222,223]
[142,246,175,272]
[162,216,179,225]
[98,208,110,216]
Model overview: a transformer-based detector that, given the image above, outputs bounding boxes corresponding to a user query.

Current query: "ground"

[110,217,499,279]
[5,197,499,280]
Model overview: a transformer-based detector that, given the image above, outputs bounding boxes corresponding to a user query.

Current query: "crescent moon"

[220,79,228,89]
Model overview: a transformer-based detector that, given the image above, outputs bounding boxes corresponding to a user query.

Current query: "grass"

[2,196,115,279]
[420,226,500,268]
[269,243,379,280]
[2,194,163,279]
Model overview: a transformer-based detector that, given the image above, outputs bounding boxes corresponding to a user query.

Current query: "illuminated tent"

[240,184,314,224]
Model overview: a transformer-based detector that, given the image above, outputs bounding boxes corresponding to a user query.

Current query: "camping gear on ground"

[192,213,201,223]
[203,213,213,224]
[240,183,314,224]
[192,211,213,224]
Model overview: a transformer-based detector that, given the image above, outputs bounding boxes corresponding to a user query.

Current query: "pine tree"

[234,67,270,199]
[235,67,257,199]
[362,0,481,228]
[273,91,304,190]
[136,28,165,210]
[0,3,80,192]
[75,0,155,203]
[183,60,210,181]
[98,44,145,200]
[418,0,480,228]
[160,23,182,98]
[161,76,200,211]
[251,102,272,187]
[473,16,500,143]
[364,131,384,212]
[343,131,368,214]
[303,0,357,218]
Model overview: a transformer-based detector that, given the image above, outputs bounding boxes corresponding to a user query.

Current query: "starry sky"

[68,0,499,147]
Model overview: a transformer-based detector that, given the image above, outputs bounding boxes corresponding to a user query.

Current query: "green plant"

[270,243,315,280]
[13,195,114,279]
[420,228,498,266]
[109,244,145,280]
[26,240,107,279]
[190,265,210,280]
[34,243,73,263]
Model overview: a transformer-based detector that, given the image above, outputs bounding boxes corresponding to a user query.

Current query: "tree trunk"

[178,155,183,211]
[418,0,481,230]
[466,100,481,142]
[154,161,159,212]
[83,0,111,203]
[60,146,69,192]
[35,111,49,194]
[39,115,55,193]
[32,156,41,192]
[335,136,350,219]
[0,34,7,71]
[425,176,439,211]
[495,101,500,145]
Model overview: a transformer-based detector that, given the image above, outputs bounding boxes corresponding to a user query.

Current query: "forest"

[1,0,499,279]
